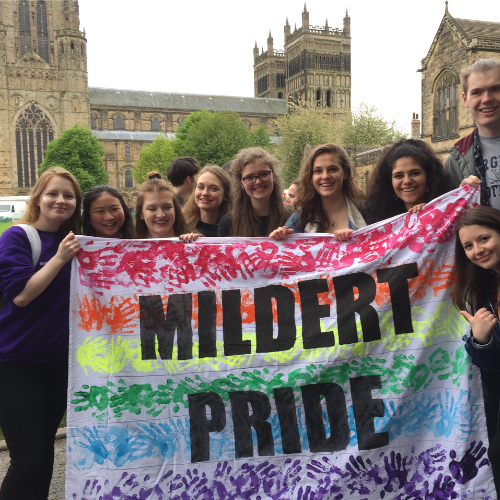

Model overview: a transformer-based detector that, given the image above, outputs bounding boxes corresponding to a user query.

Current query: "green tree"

[343,103,407,147]
[39,125,108,193]
[251,124,272,149]
[272,100,346,184]
[174,109,211,156]
[132,134,178,183]
[179,110,269,166]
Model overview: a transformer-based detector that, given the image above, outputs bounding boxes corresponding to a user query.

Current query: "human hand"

[460,175,481,189]
[333,228,354,241]
[55,231,80,263]
[460,308,497,344]
[179,233,201,242]
[408,203,426,213]
[269,226,293,240]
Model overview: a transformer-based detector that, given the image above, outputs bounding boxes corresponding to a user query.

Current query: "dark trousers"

[481,369,500,496]
[0,360,67,500]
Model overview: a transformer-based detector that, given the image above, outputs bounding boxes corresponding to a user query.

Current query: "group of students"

[1,56,500,499]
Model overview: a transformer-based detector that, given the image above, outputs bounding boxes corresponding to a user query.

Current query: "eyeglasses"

[241,171,273,186]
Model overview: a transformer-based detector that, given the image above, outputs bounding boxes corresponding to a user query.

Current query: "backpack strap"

[17,224,42,267]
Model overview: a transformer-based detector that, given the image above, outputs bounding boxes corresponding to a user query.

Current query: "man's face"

[462,68,500,137]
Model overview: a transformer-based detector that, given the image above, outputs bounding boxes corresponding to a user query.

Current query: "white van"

[0,196,29,222]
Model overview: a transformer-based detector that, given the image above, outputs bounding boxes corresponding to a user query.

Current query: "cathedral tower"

[0,0,89,194]
[253,5,351,111]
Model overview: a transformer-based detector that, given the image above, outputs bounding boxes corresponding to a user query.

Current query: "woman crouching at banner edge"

[269,143,366,241]
[363,138,455,224]
[135,171,201,242]
[183,165,231,237]
[0,167,81,499]
[454,205,500,495]
[217,148,292,237]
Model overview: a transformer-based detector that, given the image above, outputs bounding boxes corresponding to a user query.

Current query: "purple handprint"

[425,474,458,500]
[449,440,489,485]
[383,451,410,493]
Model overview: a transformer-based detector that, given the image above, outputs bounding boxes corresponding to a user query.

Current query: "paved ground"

[0,438,66,499]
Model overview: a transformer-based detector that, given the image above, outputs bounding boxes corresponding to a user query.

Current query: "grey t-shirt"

[480,134,500,209]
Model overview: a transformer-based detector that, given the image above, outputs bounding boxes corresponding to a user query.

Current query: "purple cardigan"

[0,226,71,362]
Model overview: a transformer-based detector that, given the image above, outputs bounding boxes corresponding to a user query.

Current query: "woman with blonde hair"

[183,165,231,237]
[218,147,292,237]
[270,143,366,241]
[0,167,81,498]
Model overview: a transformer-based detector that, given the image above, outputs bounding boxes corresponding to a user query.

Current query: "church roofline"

[89,87,286,115]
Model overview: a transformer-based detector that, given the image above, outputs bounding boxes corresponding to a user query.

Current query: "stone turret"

[302,3,309,30]
[267,31,273,53]
[344,9,350,36]
[253,41,259,62]
[284,18,290,42]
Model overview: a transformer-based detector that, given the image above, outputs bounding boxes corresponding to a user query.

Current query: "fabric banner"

[66,186,495,499]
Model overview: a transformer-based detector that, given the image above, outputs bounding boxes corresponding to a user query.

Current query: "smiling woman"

[183,165,231,237]
[364,138,456,224]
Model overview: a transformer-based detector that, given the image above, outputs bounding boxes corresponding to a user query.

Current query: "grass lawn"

[0,222,13,235]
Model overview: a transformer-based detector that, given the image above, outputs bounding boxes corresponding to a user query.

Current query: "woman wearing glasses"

[217,147,292,237]
[270,143,366,241]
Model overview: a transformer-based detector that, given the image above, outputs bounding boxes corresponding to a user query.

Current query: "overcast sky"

[79,0,500,134]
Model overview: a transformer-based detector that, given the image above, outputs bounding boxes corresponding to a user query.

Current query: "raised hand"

[460,308,497,344]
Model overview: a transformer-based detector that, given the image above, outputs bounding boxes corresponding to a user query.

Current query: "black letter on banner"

[301,383,349,452]
[332,273,380,344]
[139,294,193,360]
[274,387,301,454]
[298,279,335,349]
[377,263,419,334]
[198,291,217,358]
[350,375,389,450]
[188,392,226,463]
[222,290,251,356]
[255,285,296,353]
[229,391,274,458]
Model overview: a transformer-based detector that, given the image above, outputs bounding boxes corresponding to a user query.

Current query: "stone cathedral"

[253,5,351,110]
[0,0,285,203]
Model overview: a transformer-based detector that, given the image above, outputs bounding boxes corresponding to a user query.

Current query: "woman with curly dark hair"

[364,138,456,224]
[270,143,366,241]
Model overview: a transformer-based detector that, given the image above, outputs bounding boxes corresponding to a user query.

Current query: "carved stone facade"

[0,1,286,200]
[419,5,500,160]
[254,4,351,111]
[0,0,89,195]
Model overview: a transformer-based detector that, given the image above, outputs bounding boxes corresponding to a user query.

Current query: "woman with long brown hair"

[453,206,500,494]
[183,165,231,237]
[270,143,366,240]
[0,167,81,498]
[217,147,291,237]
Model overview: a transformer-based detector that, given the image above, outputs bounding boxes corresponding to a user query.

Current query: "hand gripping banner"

[66,186,495,499]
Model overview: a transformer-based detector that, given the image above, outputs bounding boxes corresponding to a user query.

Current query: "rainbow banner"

[66,187,495,499]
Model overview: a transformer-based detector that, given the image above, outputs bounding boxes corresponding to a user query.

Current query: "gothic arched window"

[15,104,54,187]
[36,1,49,63]
[114,116,123,130]
[18,1,31,56]
[90,116,96,129]
[326,90,332,107]
[434,71,459,140]
[124,145,130,158]
[151,118,160,131]
[124,170,133,188]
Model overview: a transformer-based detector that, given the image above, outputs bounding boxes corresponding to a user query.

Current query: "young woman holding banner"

[454,205,500,494]
[217,147,291,237]
[0,167,81,499]
[269,143,366,241]
[364,138,455,224]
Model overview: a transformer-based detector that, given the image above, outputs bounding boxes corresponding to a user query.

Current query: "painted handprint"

[449,441,489,485]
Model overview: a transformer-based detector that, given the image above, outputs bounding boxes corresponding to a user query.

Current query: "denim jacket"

[463,300,500,372]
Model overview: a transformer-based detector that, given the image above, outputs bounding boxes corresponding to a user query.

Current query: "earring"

[393,193,398,200]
